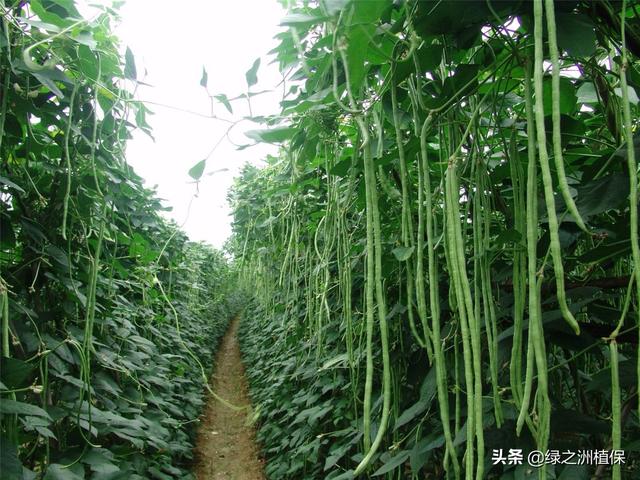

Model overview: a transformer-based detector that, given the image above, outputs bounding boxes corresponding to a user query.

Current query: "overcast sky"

[98,0,285,248]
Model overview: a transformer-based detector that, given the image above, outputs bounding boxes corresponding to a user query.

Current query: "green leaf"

[513,463,539,479]
[150,466,176,480]
[329,158,352,177]
[578,239,630,264]
[586,360,637,393]
[245,126,296,144]
[394,400,428,431]
[392,246,414,262]
[550,408,609,435]
[0,176,26,194]
[29,0,75,28]
[349,0,389,24]
[0,399,52,420]
[416,44,443,72]
[215,94,233,114]
[493,228,523,247]
[576,82,598,104]
[410,433,445,472]
[280,12,326,27]
[0,358,35,389]
[574,172,630,219]
[557,464,589,479]
[430,64,480,109]
[543,76,577,115]
[245,58,260,88]
[31,69,67,98]
[34,426,57,439]
[44,464,83,480]
[46,244,71,269]
[68,31,96,49]
[0,436,22,480]
[77,44,99,81]
[556,14,596,58]
[81,448,115,468]
[614,85,639,105]
[414,1,489,38]
[372,450,410,476]
[324,442,352,471]
[320,353,348,370]
[419,366,438,402]
[188,159,207,181]
[345,24,374,96]
[330,471,355,480]
[200,66,208,88]
[124,46,136,80]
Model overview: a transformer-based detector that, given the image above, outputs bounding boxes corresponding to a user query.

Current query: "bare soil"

[193,317,265,480]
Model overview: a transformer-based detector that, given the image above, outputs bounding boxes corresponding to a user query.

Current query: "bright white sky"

[85,0,286,248]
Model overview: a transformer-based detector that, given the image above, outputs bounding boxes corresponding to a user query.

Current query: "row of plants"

[1,1,235,478]
[230,0,640,478]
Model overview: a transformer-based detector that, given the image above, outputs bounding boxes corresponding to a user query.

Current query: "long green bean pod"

[517,59,539,438]
[532,0,580,335]
[336,36,391,473]
[1,279,8,359]
[610,340,621,480]
[544,0,588,232]
[353,112,392,475]
[509,128,527,410]
[391,77,432,354]
[420,116,460,478]
[618,0,640,418]
[62,84,79,240]
[445,160,476,480]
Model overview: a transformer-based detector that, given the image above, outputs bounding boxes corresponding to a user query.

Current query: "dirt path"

[193,317,265,480]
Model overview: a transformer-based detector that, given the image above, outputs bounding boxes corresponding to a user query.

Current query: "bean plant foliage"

[1,1,236,479]
[230,0,640,479]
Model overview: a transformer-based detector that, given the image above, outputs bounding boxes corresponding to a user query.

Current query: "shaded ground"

[193,317,265,480]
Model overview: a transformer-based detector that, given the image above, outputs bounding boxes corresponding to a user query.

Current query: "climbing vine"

[231,1,640,479]
[1,1,234,478]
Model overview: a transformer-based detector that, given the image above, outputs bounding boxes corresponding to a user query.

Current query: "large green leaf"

[0,399,52,420]
[44,464,83,480]
[557,464,589,479]
[0,436,22,480]
[245,126,296,144]
[542,76,577,115]
[416,44,444,73]
[345,24,374,97]
[392,246,414,261]
[29,0,76,28]
[410,433,445,473]
[556,14,596,57]
[372,450,410,476]
[394,400,427,431]
[280,12,326,27]
[550,408,609,435]
[574,172,630,219]
[0,358,35,389]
